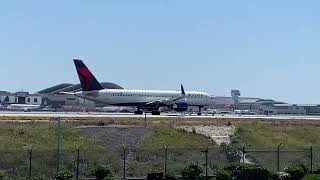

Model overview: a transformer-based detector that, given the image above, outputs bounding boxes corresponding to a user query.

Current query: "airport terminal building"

[212,90,320,115]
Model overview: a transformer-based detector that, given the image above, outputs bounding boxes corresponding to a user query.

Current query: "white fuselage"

[75,89,214,107]
[6,104,42,111]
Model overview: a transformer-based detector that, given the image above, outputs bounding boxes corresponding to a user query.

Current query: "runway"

[1,111,320,121]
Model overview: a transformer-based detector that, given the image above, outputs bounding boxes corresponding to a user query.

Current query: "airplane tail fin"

[73,59,104,91]
[181,84,185,96]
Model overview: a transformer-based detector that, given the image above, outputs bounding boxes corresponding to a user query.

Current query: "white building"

[25,95,42,105]
[0,91,42,105]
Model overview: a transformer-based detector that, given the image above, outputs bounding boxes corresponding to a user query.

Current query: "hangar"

[37,82,124,108]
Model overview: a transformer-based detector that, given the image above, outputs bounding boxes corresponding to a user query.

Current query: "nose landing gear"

[197,106,203,116]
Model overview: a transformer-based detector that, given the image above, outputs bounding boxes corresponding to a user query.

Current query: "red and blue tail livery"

[73,59,104,91]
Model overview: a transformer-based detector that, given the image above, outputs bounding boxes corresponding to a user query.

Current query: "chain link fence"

[0,146,318,179]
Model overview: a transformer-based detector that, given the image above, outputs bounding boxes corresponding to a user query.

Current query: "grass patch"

[0,122,122,179]
[230,121,320,171]
[304,174,320,180]
[0,122,100,150]
[232,121,320,148]
[135,125,228,176]
[139,125,214,149]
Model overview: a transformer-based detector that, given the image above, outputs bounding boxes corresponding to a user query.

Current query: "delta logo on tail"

[73,59,103,91]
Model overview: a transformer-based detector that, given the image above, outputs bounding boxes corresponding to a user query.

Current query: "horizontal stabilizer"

[59,92,76,95]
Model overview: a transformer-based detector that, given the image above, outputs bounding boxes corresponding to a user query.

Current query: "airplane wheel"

[197,106,202,116]
[134,111,143,115]
[151,111,160,115]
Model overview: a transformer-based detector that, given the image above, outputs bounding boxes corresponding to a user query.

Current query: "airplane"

[6,104,43,112]
[0,96,43,112]
[64,59,215,115]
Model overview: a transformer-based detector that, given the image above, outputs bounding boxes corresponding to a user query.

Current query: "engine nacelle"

[171,102,188,112]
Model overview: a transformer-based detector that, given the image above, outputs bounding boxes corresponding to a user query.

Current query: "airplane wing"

[59,92,76,95]
[145,84,186,106]
[60,91,99,97]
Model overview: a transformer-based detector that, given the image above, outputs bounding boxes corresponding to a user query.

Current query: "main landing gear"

[197,106,203,116]
[134,110,160,115]
[134,107,160,115]
[151,111,161,115]
[134,111,143,115]
[134,107,143,115]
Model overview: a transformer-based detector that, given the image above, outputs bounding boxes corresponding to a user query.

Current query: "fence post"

[310,146,313,172]
[122,145,126,180]
[76,149,80,180]
[144,112,147,124]
[205,147,208,179]
[29,148,32,179]
[164,146,168,176]
[53,117,61,172]
[277,143,283,171]
[242,147,245,163]
[201,147,209,179]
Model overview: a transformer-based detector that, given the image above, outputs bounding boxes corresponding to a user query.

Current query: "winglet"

[181,84,185,95]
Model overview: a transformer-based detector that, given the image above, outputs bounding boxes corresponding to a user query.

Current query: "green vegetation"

[230,121,320,172]
[1,117,320,178]
[232,121,320,148]
[55,169,73,180]
[215,169,231,180]
[91,164,113,180]
[139,126,214,149]
[224,163,271,180]
[0,122,100,150]
[304,174,320,180]
[0,170,6,180]
[137,122,320,175]
[181,163,203,180]
[131,126,211,176]
[284,164,307,180]
[0,123,123,179]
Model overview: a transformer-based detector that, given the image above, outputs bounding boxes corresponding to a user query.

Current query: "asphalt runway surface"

[1,111,320,120]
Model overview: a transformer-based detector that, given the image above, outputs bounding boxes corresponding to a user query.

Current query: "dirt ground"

[178,125,236,145]
[76,125,151,153]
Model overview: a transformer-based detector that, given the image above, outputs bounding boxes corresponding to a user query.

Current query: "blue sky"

[0,1,320,103]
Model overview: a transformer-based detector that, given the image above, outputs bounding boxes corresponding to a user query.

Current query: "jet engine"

[171,102,188,112]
